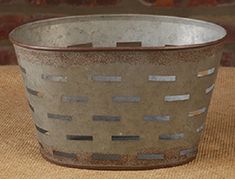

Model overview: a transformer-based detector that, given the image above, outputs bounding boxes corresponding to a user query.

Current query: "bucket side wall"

[13,44,223,167]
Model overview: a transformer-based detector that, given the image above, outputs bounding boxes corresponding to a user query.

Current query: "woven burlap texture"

[0,66,234,179]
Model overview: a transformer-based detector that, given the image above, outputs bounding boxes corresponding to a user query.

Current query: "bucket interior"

[10,15,226,49]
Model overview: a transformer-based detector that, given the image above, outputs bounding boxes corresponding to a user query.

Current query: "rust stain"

[39,145,198,169]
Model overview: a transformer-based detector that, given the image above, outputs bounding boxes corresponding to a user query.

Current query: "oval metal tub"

[9,14,226,170]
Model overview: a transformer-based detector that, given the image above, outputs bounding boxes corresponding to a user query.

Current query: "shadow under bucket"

[9,14,226,170]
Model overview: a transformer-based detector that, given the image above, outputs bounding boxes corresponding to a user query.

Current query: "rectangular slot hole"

[53,150,77,159]
[180,148,197,156]
[67,42,93,48]
[112,96,140,103]
[188,107,207,117]
[116,41,142,47]
[92,75,122,82]
[159,133,184,140]
[164,94,190,102]
[93,115,121,122]
[197,67,215,77]
[66,135,93,141]
[148,75,176,82]
[41,74,67,82]
[206,84,215,94]
[137,153,164,160]
[92,153,121,161]
[196,124,204,133]
[35,125,49,135]
[26,87,43,97]
[38,142,44,149]
[28,101,34,112]
[144,115,170,122]
[47,113,72,121]
[112,135,140,141]
[62,96,88,103]
[164,44,179,47]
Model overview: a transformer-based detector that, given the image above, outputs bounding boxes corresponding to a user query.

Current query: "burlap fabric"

[0,66,234,179]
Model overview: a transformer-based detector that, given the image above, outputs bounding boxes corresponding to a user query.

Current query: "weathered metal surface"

[9,14,226,169]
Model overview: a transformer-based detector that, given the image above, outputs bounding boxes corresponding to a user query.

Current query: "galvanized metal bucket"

[10,14,226,170]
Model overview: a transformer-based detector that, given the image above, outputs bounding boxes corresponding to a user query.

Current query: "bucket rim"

[9,14,227,52]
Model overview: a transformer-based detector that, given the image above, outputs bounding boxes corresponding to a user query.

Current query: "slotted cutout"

[28,101,34,112]
[197,67,215,77]
[116,41,142,47]
[38,142,44,149]
[164,44,180,47]
[66,135,93,141]
[196,124,204,133]
[47,113,72,121]
[93,115,121,122]
[148,75,176,82]
[92,75,122,82]
[92,153,121,161]
[112,135,139,141]
[188,107,207,117]
[41,74,67,82]
[159,133,184,140]
[206,84,215,94]
[144,115,170,122]
[112,96,140,103]
[26,87,43,97]
[180,148,197,156]
[67,42,93,48]
[164,94,190,102]
[53,150,77,159]
[35,125,49,135]
[62,96,88,103]
[137,153,164,160]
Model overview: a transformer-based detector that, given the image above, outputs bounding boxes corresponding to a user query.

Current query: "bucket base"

[40,148,197,170]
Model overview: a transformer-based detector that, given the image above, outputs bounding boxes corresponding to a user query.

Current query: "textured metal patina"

[10,14,226,170]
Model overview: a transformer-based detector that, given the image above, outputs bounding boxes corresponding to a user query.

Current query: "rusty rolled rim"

[9,14,227,52]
